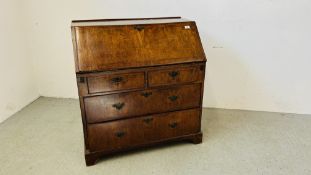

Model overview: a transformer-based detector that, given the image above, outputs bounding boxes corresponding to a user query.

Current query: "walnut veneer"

[71,17,206,166]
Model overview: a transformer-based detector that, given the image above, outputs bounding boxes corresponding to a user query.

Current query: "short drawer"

[84,84,201,123]
[87,72,145,94]
[148,65,204,87]
[87,109,201,152]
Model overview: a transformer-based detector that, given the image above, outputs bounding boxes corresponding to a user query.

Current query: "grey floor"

[0,97,311,175]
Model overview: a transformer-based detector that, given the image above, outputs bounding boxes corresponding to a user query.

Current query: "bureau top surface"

[71,17,191,27]
[71,17,206,73]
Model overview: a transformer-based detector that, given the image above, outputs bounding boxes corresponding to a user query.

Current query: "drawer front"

[84,84,201,123]
[87,72,145,94]
[148,65,204,87]
[87,109,201,152]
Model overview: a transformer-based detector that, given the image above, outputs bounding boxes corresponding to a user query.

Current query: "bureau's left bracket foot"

[189,132,203,144]
[85,152,99,166]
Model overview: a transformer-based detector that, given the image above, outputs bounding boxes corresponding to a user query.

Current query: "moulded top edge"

[71,17,193,27]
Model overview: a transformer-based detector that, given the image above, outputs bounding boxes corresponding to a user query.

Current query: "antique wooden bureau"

[71,17,206,166]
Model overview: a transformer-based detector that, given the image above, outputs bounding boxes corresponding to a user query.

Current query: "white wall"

[19,0,311,114]
[0,0,39,123]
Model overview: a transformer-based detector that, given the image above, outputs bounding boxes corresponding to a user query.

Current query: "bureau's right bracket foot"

[189,132,203,144]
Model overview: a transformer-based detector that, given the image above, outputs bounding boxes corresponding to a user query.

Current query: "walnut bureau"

[71,17,207,166]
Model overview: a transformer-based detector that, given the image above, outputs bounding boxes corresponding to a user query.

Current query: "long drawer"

[87,108,201,152]
[84,84,201,123]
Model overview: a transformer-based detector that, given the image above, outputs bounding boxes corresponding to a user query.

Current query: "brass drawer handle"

[111,76,123,83]
[134,25,144,31]
[115,131,126,138]
[141,92,152,97]
[169,122,178,129]
[143,117,153,124]
[168,71,179,78]
[112,102,125,110]
[168,95,178,102]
